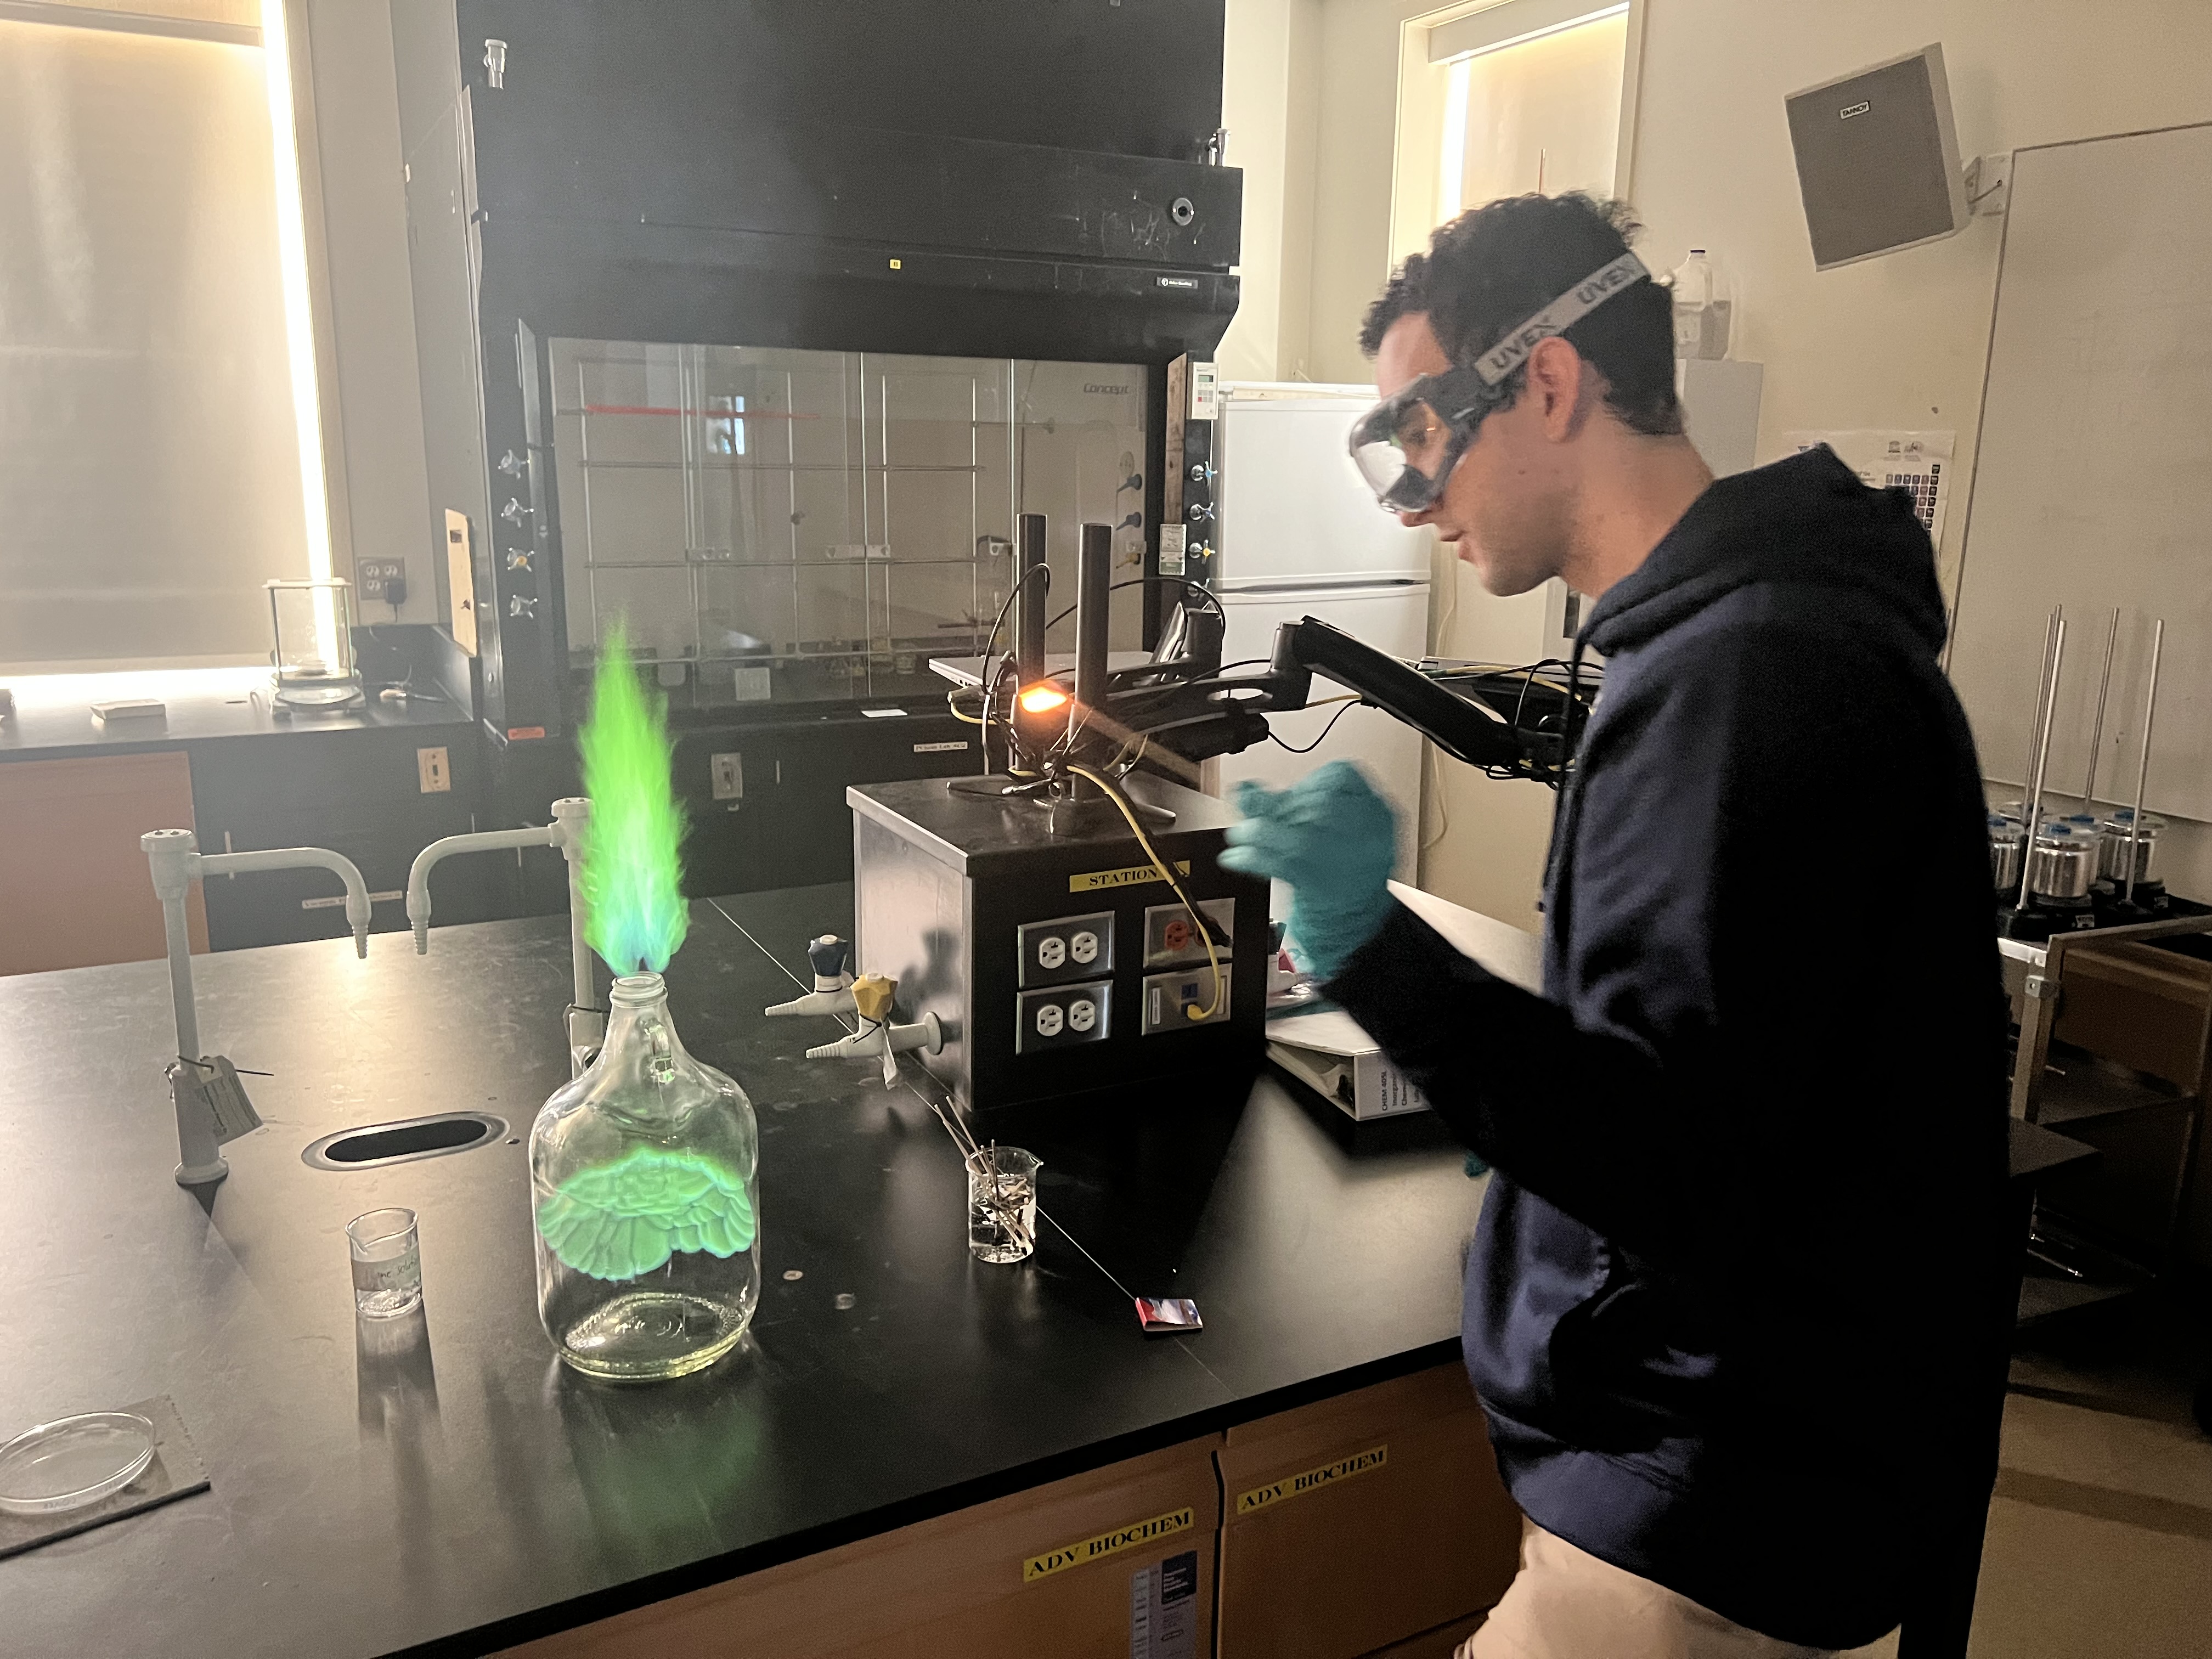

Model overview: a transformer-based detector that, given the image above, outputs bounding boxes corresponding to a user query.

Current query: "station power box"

[849,776,1270,1112]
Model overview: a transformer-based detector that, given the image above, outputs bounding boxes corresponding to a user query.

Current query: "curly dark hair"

[1359,193,1682,437]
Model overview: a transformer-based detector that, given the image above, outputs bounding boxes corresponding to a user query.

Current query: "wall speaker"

[1785,43,1969,270]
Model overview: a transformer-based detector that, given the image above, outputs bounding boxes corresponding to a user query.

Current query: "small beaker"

[348,1207,423,1318]
[966,1147,1041,1265]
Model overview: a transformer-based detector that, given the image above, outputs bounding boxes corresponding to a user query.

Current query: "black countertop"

[0,682,475,764]
[0,885,1482,1658]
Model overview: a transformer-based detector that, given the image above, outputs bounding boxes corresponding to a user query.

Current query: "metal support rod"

[1068,521,1113,800]
[1013,512,1047,690]
[2016,607,2061,815]
[2078,607,2120,808]
[2015,616,2066,911]
[2124,619,2164,905]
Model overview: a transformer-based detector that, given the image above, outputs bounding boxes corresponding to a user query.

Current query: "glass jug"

[531,973,760,1379]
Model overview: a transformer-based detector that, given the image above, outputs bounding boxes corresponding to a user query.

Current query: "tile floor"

[1847,1289,2212,1659]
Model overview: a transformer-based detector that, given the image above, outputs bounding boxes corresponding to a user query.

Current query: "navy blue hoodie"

[1329,448,2011,1649]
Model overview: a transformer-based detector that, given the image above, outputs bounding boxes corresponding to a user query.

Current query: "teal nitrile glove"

[1220,760,1398,981]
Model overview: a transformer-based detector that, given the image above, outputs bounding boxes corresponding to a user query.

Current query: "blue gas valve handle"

[806,934,851,982]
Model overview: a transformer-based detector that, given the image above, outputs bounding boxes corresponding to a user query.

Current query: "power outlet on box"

[1015,983,1112,1053]
[416,746,451,793]
[359,560,407,605]
[1017,911,1115,988]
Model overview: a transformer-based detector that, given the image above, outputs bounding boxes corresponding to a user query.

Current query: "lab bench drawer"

[1216,1364,1521,1659]
[186,721,485,815]
[0,752,206,974]
[494,1432,1221,1659]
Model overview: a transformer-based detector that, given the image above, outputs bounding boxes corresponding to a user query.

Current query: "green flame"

[579,622,689,974]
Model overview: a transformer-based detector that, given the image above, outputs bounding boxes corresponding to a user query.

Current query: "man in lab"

[1221,193,2008,1657]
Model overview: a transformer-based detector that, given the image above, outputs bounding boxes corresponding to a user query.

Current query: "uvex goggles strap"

[1348,250,1652,512]
[1470,250,1650,387]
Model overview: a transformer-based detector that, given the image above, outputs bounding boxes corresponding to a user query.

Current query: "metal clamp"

[499,497,534,524]
[2023,974,2058,1001]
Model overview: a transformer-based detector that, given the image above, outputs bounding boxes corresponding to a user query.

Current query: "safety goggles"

[1347,250,1651,514]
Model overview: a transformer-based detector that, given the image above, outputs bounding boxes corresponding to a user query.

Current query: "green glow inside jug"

[531,973,761,1379]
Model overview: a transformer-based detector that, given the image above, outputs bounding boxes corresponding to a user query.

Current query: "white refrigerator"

[1209,383,1431,883]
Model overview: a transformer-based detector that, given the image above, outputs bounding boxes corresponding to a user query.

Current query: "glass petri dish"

[0,1412,157,1516]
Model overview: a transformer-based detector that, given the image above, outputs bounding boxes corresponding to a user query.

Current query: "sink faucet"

[142,830,374,1187]
[405,798,600,1073]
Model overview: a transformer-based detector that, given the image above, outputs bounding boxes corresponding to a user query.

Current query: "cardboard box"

[1268,1006,1430,1121]
[498,1434,1222,1659]
[1216,1365,1522,1659]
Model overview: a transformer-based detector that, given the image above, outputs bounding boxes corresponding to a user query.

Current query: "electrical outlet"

[1141,965,1233,1034]
[416,746,451,793]
[1143,898,1234,968]
[1017,911,1115,988]
[359,559,407,604]
[1015,983,1113,1053]
[709,752,743,800]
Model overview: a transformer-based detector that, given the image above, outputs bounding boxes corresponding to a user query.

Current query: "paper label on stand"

[203,1057,263,1145]
[1159,524,1187,577]
[1130,1549,1199,1659]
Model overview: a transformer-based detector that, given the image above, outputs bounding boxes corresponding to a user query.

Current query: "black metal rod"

[1068,522,1113,798]
[1075,522,1112,713]
[1014,512,1047,689]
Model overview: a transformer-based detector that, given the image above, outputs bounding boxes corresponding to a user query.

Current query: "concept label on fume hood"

[1023,1506,1194,1583]
[1235,1444,1388,1515]
[1069,860,1191,895]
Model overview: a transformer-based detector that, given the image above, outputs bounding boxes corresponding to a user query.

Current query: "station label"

[1070,860,1190,894]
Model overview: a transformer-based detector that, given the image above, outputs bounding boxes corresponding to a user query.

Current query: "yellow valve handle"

[851,974,898,1023]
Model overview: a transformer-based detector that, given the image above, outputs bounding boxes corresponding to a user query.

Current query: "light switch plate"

[416,747,451,793]
[710,752,743,800]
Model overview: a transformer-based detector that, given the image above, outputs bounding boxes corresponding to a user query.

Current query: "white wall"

[1628,0,2212,900]
[1270,0,2212,914]
[1218,0,1325,381]
[298,0,436,623]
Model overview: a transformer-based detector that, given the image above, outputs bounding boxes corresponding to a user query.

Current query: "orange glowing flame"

[1018,684,1070,715]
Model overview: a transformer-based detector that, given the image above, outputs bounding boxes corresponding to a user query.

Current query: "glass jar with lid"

[530,972,760,1380]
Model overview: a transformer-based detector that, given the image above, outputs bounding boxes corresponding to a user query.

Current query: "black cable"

[1267,699,1359,754]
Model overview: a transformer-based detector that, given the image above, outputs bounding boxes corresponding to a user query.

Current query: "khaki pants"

[1460,1526,1853,1659]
